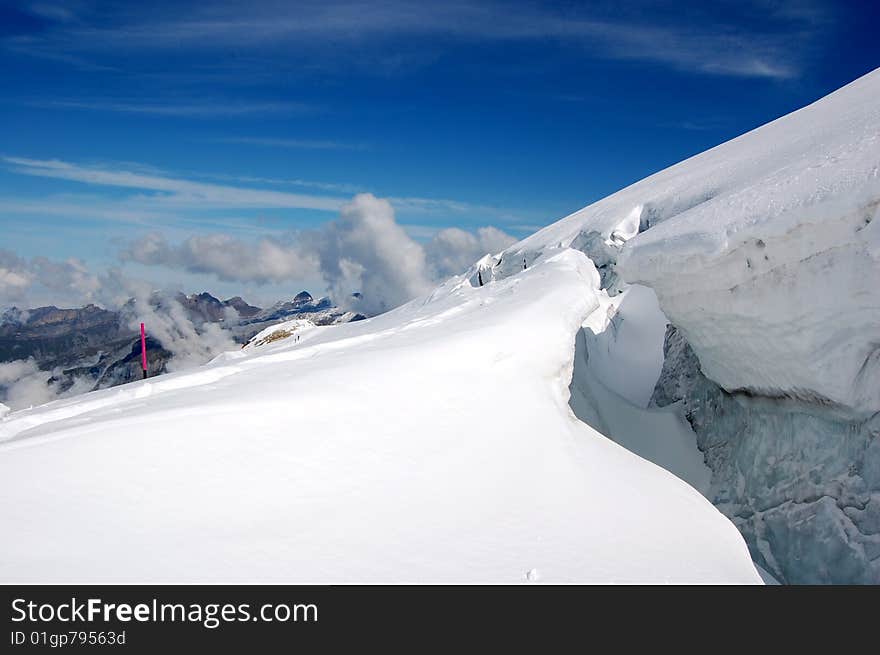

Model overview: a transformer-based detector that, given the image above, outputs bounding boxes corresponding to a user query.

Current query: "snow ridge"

[0,250,759,583]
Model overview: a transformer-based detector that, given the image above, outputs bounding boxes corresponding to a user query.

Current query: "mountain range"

[0,290,365,400]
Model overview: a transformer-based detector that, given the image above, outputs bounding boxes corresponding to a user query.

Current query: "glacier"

[2,67,877,584]
[0,249,759,583]
[651,325,880,583]
[487,68,880,583]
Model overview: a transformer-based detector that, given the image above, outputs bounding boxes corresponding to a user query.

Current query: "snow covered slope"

[568,286,712,497]
[7,70,875,585]
[0,250,759,583]
[487,68,880,583]
[496,69,880,418]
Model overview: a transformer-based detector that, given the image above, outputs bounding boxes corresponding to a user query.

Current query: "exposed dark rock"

[292,291,313,305]
[0,304,124,364]
[1,290,366,405]
[222,296,261,318]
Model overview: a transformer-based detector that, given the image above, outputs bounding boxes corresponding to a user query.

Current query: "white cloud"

[3,184,518,317]
[4,1,826,79]
[425,226,516,280]
[0,193,517,410]
[207,137,366,150]
[25,3,79,23]
[305,194,434,314]
[0,251,34,301]
[1,156,525,223]
[191,172,366,195]
[0,249,104,308]
[0,268,31,296]
[118,289,237,373]
[0,358,94,411]
[118,193,518,315]
[388,196,523,222]
[31,256,103,299]
[0,358,59,409]
[29,99,311,117]
[0,287,239,410]
[3,157,345,212]
[124,233,319,285]
[580,20,799,79]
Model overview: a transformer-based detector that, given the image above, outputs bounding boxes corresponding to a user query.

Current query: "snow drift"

[0,250,759,583]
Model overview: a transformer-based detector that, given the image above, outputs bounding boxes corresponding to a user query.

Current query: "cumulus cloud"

[118,289,237,372]
[119,193,518,316]
[0,251,34,301]
[0,358,43,388]
[5,192,517,320]
[0,358,55,409]
[0,249,103,308]
[31,256,103,299]
[124,233,319,285]
[0,193,519,409]
[0,358,93,410]
[304,194,433,314]
[425,226,516,280]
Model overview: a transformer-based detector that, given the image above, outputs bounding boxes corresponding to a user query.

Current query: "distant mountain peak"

[193,292,221,304]
[222,296,261,318]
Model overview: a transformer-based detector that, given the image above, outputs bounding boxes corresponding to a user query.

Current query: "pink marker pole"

[140,322,148,379]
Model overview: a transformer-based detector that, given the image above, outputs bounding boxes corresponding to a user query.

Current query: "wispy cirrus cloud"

[205,136,367,150]
[3,1,828,80]
[195,172,366,195]
[0,195,296,237]
[1,155,529,224]
[27,99,311,117]
[659,117,733,132]
[2,156,345,212]
[388,195,525,223]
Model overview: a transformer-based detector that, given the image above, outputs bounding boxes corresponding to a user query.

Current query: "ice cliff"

[491,68,880,582]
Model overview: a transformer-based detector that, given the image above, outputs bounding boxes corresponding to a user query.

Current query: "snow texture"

[6,68,877,585]
[0,250,759,583]
[496,69,880,419]
[489,67,880,583]
[569,288,712,497]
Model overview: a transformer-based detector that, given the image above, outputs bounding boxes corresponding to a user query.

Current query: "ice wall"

[487,68,880,583]
[652,326,880,583]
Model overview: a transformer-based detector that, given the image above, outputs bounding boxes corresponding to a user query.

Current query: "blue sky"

[1,0,878,307]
